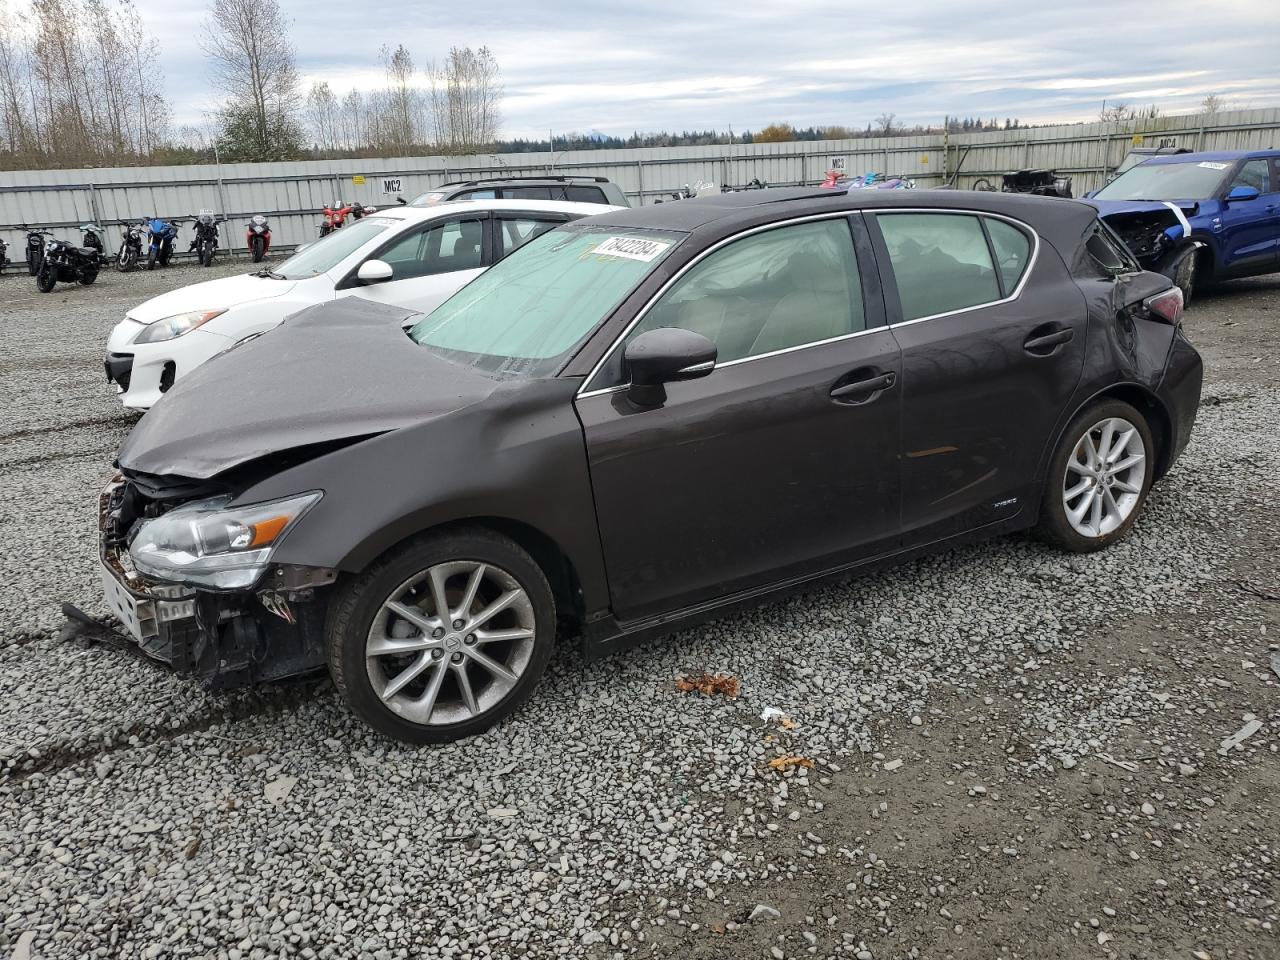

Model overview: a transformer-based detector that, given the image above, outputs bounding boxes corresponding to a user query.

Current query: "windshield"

[409,224,687,377]
[1094,159,1231,201]
[409,191,448,207]
[273,218,395,279]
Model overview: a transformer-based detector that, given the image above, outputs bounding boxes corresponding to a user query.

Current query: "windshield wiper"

[253,268,285,279]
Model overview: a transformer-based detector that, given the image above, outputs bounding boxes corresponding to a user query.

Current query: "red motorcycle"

[318,202,355,238]
[246,214,272,262]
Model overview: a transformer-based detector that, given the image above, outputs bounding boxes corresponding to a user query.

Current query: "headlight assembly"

[134,309,227,344]
[129,492,321,589]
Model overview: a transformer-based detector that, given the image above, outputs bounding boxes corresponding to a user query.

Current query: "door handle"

[1023,327,1074,355]
[830,370,896,402]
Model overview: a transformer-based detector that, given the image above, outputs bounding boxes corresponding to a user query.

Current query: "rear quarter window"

[566,185,607,203]
[876,213,1001,321]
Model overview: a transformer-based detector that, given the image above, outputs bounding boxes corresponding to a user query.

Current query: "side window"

[621,218,865,370]
[498,217,561,258]
[985,218,1033,294]
[454,189,496,201]
[566,185,606,204]
[877,213,1000,321]
[1231,159,1271,193]
[1084,223,1136,276]
[375,218,483,280]
[504,186,553,200]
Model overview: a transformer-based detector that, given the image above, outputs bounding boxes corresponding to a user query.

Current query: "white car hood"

[127,273,300,324]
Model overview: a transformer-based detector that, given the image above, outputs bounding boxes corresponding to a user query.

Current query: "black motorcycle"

[116,222,145,272]
[21,225,50,275]
[0,235,9,273]
[191,211,222,267]
[35,236,100,292]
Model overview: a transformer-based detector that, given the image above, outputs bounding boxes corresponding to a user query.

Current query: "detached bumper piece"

[99,478,334,690]
[104,352,134,391]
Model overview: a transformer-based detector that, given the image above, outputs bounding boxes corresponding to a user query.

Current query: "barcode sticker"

[591,236,671,262]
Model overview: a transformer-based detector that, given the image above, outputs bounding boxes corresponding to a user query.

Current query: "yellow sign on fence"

[352,175,366,185]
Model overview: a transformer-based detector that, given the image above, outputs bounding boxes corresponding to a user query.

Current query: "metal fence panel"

[2,107,1278,260]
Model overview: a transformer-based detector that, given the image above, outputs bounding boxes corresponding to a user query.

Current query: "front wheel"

[1036,400,1155,553]
[146,247,157,271]
[117,247,137,272]
[251,236,265,262]
[35,261,57,292]
[26,248,41,275]
[199,243,214,267]
[326,527,556,744]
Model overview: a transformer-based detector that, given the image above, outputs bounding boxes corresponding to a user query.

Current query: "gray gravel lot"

[0,261,1277,960]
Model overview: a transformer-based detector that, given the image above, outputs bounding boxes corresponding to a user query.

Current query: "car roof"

[372,199,623,222]
[583,188,1100,247]
[439,175,612,188]
[1144,149,1280,165]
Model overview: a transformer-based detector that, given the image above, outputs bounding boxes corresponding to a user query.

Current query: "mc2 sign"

[381,177,403,196]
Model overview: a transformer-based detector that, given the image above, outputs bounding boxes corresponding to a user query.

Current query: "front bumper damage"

[98,477,334,689]
[1095,201,1204,296]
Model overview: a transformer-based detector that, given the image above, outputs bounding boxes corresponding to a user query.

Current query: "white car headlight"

[134,309,227,344]
[129,492,321,589]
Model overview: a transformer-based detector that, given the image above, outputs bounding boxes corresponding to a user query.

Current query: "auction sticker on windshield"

[1197,162,1229,170]
[591,236,672,262]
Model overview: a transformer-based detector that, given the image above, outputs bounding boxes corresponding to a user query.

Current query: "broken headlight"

[129,492,321,589]
[134,309,227,344]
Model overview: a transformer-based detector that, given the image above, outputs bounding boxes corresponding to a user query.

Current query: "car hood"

[1087,198,1201,229]
[117,299,499,479]
[126,272,302,323]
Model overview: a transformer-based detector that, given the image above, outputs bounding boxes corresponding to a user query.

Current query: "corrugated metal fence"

[1,108,1277,261]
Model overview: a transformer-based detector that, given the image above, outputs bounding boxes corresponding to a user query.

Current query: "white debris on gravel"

[1,267,1278,958]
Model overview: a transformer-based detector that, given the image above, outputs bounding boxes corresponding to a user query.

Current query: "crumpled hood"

[1086,198,1201,236]
[117,299,498,479]
[126,272,301,324]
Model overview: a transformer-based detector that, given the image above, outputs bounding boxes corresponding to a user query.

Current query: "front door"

[868,210,1088,544]
[1218,157,1280,278]
[576,215,902,624]
[344,214,489,316]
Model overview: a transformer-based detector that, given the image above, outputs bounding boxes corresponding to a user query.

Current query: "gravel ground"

[0,261,1277,960]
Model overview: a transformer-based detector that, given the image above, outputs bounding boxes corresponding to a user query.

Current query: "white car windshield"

[272,218,395,279]
[1094,160,1231,201]
[409,224,686,378]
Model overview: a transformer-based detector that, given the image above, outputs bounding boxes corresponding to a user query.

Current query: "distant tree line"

[0,0,173,169]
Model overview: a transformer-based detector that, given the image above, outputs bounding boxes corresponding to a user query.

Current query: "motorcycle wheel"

[35,261,57,292]
[117,247,137,272]
[146,248,157,271]
[251,237,265,263]
[27,249,40,276]
[79,267,99,286]
[200,243,214,267]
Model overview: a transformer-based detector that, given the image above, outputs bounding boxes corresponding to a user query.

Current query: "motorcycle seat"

[76,247,98,257]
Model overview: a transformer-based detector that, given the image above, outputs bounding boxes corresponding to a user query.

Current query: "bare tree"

[201,0,303,159]
[427,46,501,154]
[874,112,897,135]
[306,81,340,152]
[1200,93,1225,114]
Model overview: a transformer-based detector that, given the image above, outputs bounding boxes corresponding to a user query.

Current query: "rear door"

[1217,157,1280,277]
[868,209,1088,545]
[341,214,490,315]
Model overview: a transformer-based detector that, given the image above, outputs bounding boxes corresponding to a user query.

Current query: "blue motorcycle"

[145,217,179,271]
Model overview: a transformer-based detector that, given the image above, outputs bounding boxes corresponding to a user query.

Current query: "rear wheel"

[78,266,98,285]
[326,527,555,744]
[35,261,56,292]
[1037,399,1154,553]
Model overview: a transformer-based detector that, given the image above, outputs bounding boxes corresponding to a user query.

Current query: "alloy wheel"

[1062,416,1147,538]
[365,561,537,726]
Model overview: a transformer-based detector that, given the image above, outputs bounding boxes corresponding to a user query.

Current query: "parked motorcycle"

[190,211,222,267]
[21,225,50,275]
[0,235,8,273]
[246,214,271,262]
[35,235,100,292]
[318,201,355,237]
[145,217,179,270]
[116,222,145,272]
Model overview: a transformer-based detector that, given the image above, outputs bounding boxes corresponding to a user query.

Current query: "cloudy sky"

[146,0,1280,137]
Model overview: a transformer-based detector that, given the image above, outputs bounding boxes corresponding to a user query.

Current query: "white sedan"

[104,199,617,410]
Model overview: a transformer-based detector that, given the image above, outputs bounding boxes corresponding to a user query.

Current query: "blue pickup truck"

[1086,149,1280,301]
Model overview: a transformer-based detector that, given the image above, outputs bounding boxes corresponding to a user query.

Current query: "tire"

[146,247,157,271]
[35,261,56,292]
[251,236,265,263]
[326,527,556,744]
[117,247,137,272]
[1036,399,1155,553]
[79,267,98,285]
[27,248,41,276]
[200,243,213,267]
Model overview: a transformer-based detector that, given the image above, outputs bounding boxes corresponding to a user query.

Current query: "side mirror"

[624,327,716,408]
[396,196,407,205]
[357,259,394,284]
[1226,184,1260,202]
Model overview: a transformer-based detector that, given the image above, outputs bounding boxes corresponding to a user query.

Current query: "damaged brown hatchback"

[100,187,1203,744]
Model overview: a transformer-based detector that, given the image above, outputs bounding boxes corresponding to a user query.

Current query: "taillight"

[1142,287,1184,325]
